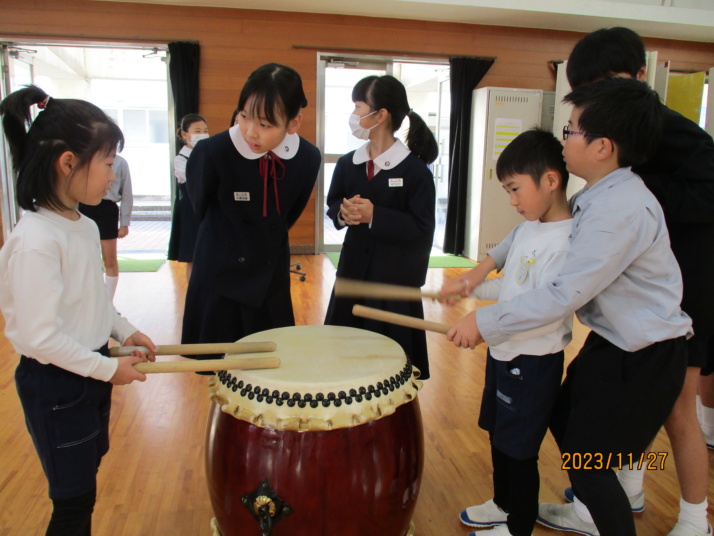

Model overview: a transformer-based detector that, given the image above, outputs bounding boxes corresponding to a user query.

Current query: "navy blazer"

[186,130,321,308]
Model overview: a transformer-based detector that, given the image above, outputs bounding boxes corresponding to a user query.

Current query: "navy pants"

[479,350,564,535]
[15,347,112,533]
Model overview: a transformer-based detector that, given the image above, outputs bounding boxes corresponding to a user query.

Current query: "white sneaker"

[459,498,508,527]
[668,522,713,536]
[537,503,599,536]
[563,486,644,512]
[469,525,531,536]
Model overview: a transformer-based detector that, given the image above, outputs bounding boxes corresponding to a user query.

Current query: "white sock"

[678,497,709,533]
[617,466,645,497]
[573,495,594,524]
[697,394,703,426]
[702,405,714,440]
[105,275,119,301]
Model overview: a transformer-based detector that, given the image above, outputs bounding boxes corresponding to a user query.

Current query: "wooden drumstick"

[352,304,451,334]
[335,278,459,301]
[133,356,281,374]
[109,341,276,357]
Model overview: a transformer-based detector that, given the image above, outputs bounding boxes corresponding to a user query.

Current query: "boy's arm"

[476,194,654,348]
[440,225,515,302]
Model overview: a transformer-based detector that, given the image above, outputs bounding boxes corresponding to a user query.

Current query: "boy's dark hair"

[177,113,207,145]
[563,78,662,168]
[237,63,308,127]
[496,127,569,190]
[353,74,439,164]
[566,27,646,88]
[0,85,124,212]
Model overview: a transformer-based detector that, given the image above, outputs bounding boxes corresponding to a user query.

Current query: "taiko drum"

[205,325,424,536]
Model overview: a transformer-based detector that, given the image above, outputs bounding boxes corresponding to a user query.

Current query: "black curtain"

[168,41,200,155]
[443,56,495,255]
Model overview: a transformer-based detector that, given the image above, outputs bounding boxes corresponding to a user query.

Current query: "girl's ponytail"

[405,110,439,165]
[0,84,124,211]
[0,85,49,176]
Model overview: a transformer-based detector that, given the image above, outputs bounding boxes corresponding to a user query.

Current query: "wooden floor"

[0,254,712,535]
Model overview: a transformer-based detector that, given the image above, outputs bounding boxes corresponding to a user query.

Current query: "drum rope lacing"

[216,359,415,409]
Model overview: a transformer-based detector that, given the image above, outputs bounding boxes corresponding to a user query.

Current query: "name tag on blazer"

[234,192,250,201]
[389,178,404,187]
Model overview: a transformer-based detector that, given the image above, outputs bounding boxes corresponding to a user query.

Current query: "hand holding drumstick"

[111,330,157,385]
[438,255,496,305]
[352,304,485,349]
[446,310,485,349]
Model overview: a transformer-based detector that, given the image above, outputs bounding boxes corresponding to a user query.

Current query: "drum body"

[205,325,424,536]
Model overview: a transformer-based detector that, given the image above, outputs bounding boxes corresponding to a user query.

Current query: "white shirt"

[478,168,692,352]
[228,124,300,160]
[474,219,573,361]
[0,208,138,381]
[352,139,410,174]
[104,154,133,227]
[174,145,192,184]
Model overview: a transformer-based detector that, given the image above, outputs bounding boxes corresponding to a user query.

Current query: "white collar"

[352,139,410,170]
[179,145,192,156]
[229,124,300,160]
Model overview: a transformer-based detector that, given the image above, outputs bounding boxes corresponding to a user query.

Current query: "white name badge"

[389,178,404,187]
[234,192,250,201]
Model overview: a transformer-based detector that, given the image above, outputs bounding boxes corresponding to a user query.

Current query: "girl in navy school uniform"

[0,85,156,535]
[167,113,209,282]
[181,63,321,360]
[324,74,438,379]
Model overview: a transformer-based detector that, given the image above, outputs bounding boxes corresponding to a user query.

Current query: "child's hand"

[439,278,471,305]
[446,310,484,349]
[340,195,362,225]
[350,197,374,224]
[124,331,157,362]
[110,355,148,385]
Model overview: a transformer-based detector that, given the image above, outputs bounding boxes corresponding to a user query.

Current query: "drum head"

[209,325,421,431]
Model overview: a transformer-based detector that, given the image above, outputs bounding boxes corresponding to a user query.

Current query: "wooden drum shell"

[205,397,424,536]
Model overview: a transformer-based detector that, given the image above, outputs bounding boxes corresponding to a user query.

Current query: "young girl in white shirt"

[0,85,156,536]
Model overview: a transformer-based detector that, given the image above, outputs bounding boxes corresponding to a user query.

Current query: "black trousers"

[47,488,96,536]
[550,332,687,536]
[492,445,540,536]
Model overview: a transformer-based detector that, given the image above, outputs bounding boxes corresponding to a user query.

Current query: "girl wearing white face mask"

[168,113,209,282]
[325,74,439,379]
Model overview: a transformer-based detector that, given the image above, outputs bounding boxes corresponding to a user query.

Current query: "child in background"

[167,113,209,282]
[0,85,155,535]
[79,152,134,302]
[441,128,572,536]
[181,63,321,362]
[324,74,437,378]
[444,78,691,536]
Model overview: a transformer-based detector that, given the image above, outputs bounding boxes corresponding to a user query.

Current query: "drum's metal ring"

[216,360,414,408]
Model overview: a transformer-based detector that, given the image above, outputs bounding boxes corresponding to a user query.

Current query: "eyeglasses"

[563,125,606,140]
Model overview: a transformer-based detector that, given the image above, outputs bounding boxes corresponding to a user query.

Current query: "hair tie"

[37,96,51,109]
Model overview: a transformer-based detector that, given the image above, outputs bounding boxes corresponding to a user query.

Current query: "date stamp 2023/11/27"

[561,451,668,471]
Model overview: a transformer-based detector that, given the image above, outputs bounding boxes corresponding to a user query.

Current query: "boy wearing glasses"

[442,78,691,536]
[542,27,714,536]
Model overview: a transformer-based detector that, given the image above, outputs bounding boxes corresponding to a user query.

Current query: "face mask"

[190,133,209,144]
[348,111,378,140]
